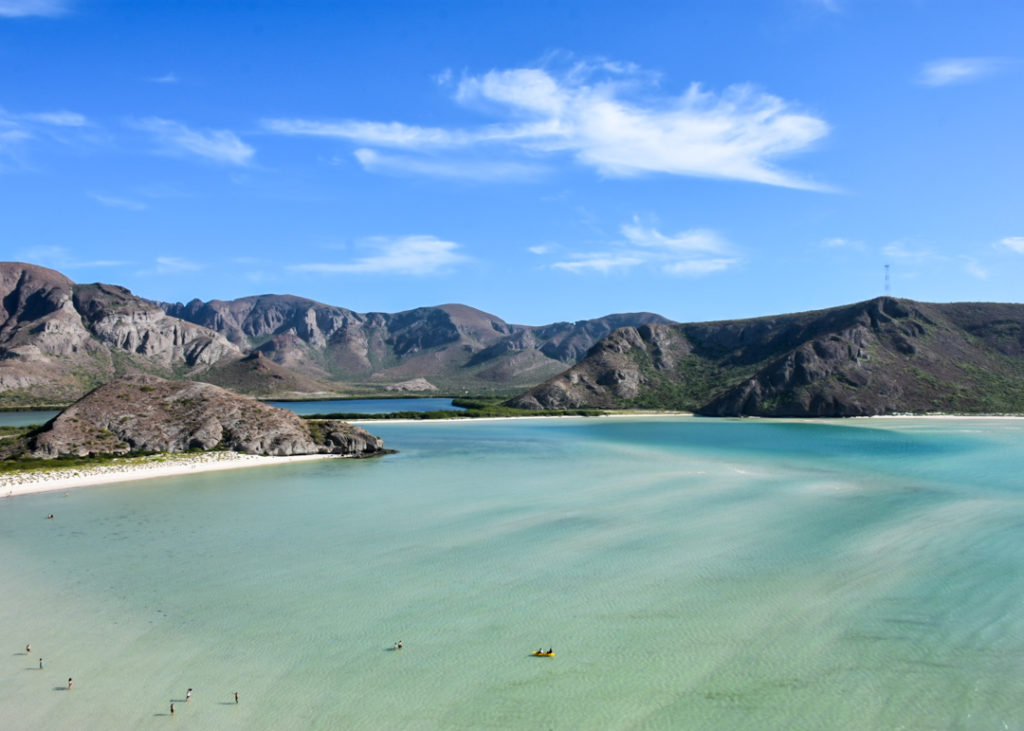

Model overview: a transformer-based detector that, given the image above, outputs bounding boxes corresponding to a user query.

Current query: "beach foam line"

[0,452,339,498]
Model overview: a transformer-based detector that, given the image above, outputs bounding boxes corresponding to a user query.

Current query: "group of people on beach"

[23,643,64,685]
[21,643,238,714]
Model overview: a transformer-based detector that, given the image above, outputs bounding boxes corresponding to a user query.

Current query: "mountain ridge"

[0,261,669,406]
[506,297,1024,417]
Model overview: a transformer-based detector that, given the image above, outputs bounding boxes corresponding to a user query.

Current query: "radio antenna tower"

[884,263,891,295]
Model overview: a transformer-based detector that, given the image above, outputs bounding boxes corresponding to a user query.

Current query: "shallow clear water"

[1,416,1022,729]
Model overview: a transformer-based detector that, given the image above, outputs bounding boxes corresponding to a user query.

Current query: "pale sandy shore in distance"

[4,412,1021,498]
[0,452,339,499]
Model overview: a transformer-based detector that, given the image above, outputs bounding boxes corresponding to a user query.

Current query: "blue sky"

[2,0,1022,325]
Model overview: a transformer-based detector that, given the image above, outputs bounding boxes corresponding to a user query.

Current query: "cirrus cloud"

[550,218,740,276]
[134,117,254,166]
[0,0,69,17]
[264,60,830,191]
[918,57,1006,87]
[289,235,468,276]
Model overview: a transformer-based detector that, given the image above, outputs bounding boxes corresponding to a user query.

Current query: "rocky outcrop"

[508,298,1024,417]
[8,374,387,459]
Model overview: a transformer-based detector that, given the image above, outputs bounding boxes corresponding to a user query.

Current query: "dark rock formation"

[507,298,1024,417]
[7,375,387,459]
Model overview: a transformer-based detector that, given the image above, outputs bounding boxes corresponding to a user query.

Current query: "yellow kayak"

[532,651,555,657]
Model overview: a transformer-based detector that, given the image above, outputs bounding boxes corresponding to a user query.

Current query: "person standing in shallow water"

[170,702,174,716]
[234,691,239,704]
[39,658,43,669]
[186,688,192,702]
[25,643,30,654]
[67,677,72,690]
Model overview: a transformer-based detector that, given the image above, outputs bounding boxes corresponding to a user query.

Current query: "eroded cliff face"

[0,264,244,406]
[508,298,1024,417]
[10,374,387,459]
[75,283,242,368]
[0,264,111,401]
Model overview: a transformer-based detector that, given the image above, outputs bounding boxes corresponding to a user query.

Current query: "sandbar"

[1,452,339,499]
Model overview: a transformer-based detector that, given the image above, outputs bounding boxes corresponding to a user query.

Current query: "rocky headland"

[3,374,387,459]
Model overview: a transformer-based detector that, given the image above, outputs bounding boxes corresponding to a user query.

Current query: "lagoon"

[266,398,463,415]
[1,416,1022,729]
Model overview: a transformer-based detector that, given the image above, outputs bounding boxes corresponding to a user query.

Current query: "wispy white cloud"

[155,256,203,274]
[882,241,936,263]
[134,117,254,165]
[0,0,69,17]
[918,57,1005,87]
[149,72,179,84]
[264,60,830,190]
[528,245,551,255]
[289,235,468,276]
[997,236,1024,254]
[821,236,865,250]
[550,218,739,276]
[89,193,148,211]
[0,105,91,170]
[20,110,87,127]
[552,253,647,274]
[962,257,988,279]
[353,148,545,181]
[17,245,128,269]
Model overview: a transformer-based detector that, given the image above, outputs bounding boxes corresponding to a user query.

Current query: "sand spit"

[1,452,339,498]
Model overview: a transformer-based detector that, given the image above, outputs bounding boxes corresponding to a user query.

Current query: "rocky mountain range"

[0,262,668,407]
[6,261,1024,417]
[506,297,1024,416]
[3,374,386,458]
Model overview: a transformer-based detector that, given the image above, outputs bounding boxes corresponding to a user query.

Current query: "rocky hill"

[0,263,242,406]
[4,375,387,458]
[506,297,1024,417]
[164,296,671,393]
[0,261,669,406]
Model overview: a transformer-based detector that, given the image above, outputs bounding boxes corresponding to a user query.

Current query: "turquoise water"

[0,398,457,427]
[0,410,59,427]
[1,416,1022,729]
[266,398,463,415]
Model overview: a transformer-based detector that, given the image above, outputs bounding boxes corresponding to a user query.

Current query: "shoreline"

[1,452,339,499]
[4,411,1022,498]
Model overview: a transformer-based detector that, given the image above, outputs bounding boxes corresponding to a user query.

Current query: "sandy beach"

[0,452,339,499]
[4,412,1020,499]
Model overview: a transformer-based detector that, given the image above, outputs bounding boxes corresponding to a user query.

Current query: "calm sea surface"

[0,411,60,427]
[1,416,1022,729]
[0,398,460,427]
[266,398,463,415]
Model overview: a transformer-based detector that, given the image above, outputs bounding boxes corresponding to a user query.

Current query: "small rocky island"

[3,374,388,459]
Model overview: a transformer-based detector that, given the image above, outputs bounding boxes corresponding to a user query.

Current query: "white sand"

[4,412,1019,499]
[0,452,339,498]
